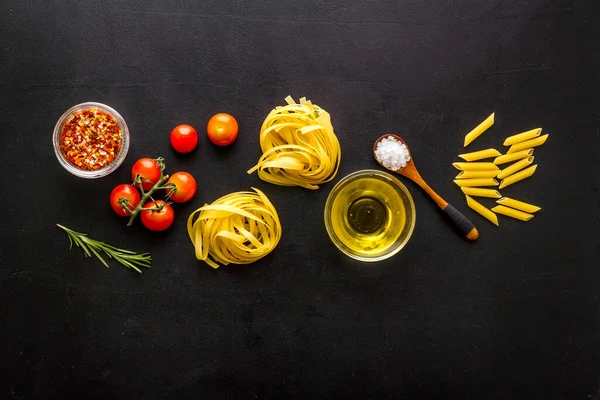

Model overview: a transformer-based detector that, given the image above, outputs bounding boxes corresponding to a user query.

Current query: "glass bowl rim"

[52,102,129,179]
[324,169,416,262]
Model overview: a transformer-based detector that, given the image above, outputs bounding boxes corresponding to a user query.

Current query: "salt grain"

[375,136,411,170]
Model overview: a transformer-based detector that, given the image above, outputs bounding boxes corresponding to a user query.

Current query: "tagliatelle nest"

[247,96,341,190]
[187,188,282,269]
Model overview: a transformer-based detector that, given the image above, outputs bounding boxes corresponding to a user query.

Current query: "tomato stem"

[117,198,136,215]
[126,157,170,226]
[163,183,177,201]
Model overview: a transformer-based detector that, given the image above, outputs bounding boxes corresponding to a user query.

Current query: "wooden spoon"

[373,134,479,241]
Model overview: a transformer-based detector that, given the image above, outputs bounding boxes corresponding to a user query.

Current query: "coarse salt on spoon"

[373,134,479,241]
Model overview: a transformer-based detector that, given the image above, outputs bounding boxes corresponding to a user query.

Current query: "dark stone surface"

[1,1,598,398]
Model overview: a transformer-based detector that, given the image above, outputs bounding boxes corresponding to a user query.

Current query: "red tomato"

[140,200,174,231]
[132,158,161,191]
[170,124,198,153]
[109,184,141,217]
[207,113,238,146]
[167,172,197,203]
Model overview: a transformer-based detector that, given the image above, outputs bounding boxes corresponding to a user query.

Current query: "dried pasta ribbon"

[187,188,282,269]
[247,96,341,190]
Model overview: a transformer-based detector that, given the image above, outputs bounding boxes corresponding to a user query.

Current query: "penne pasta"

[452,162,500,171]
[458,148,502,161]
[498,165,537,189]
[496,197,541,213]
[491,205,534,221]
[503,128,542,146]
[464,113,495,147]
[455,170,499,179]
[507,134,549,153]
[454,178,499,187]
[461,187,502,198]
[497,156,534,179]
[465,195,499,226]
[493,149,534,165]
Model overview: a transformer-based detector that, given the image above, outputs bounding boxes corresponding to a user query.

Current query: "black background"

[1,1,599,399]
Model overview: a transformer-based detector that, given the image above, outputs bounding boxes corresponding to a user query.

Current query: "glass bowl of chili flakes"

[53,102,130,178]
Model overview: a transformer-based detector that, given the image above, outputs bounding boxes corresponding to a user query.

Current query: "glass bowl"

[324,169,416,262]
[53,102,129,178]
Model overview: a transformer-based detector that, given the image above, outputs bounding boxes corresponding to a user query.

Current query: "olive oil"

[330,175,407,257]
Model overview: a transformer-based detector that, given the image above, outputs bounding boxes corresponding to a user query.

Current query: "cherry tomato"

[170,124,198,153]
[140,200,174,231]
[207,113,238,146]
[167,172,197,203]
[109,184,141,217]
[132,158,161,191]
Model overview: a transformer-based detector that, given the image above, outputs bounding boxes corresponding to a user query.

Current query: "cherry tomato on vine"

[167,172,197,203]
[170,124,198,153]
[207,113,238,146]
[131,158,161,191]
[140,200,174,231]
[109,184,141,217]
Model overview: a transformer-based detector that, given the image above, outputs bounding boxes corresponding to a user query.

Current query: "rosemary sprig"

[57,224,152,273]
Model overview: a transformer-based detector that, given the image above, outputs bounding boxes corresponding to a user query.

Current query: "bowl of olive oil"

[324,169,416,262]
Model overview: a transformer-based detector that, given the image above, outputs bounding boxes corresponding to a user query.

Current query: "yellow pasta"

[454,178,498,187]
[498,165,537,189]
[461,187,502,198]
[187,188,282,269]
[497,156,534,179]
[465,195,499,226]
[452,162,499,171]
[464,113,495,147]
[503,128,541,146]
[493,149,534,165]
[491,205,534,221]
[247,96,341,189]
[496,197,541,213]
[507,134,549,153]
[458,148,502,161]
[455,170,499,179]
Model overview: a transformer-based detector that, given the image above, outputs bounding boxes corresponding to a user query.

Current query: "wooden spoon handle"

[441,204,479,241]
[413,174,479,241]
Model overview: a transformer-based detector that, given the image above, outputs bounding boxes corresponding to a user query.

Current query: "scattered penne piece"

[452,162,500,171]
[454,178,499,187]
[455,170,499,179]
[493,149,534,165]
[498,165,537,189]
[461,187,502,198]
[503,128,542,146]
[491,205,534,221]
[464,113,495,147]
[497,156,534,179]
[496,197,541,213]
[458,148,502,161]
[507,134,549,153]
[465,195,499,226]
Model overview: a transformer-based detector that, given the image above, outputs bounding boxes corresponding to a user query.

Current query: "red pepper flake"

[60,109,122,171]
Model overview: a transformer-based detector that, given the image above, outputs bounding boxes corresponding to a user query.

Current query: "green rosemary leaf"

[57,224,151,273]
[87,243,110,269]
[75,235,92,258]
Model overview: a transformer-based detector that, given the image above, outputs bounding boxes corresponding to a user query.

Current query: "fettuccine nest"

[187,188,281,269]
[247,96,341,190]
